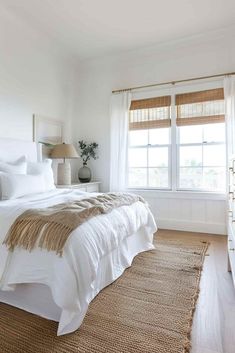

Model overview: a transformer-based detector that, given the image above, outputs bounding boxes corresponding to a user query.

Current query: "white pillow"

[0,156,27,174]
[0,156,27,199]
[0,173,46,200]
[27,159,55,191]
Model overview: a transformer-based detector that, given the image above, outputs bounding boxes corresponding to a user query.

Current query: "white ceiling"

[1,0,235,60]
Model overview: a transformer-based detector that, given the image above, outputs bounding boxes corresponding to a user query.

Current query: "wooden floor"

[158,229,235,353]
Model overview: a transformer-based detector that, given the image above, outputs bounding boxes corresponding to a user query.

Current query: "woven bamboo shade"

[175,88,224,105]
[129,96,171,130]
[176,88,225,126]
[130,96,171,110]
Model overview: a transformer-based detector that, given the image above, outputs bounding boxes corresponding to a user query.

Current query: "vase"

[78,165,91,183]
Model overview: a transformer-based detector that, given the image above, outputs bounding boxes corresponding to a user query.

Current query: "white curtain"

[224,76,235,159]
[109,92,132,191]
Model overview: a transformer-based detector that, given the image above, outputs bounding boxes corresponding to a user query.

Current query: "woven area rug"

[0,231,209,353]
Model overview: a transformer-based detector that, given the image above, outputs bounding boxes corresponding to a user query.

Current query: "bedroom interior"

[0,1,235,353]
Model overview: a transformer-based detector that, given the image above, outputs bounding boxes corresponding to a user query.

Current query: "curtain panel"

[224,76,235,159]
[109,92,131,191]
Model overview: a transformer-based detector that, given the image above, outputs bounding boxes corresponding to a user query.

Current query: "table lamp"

[51,143,79,185]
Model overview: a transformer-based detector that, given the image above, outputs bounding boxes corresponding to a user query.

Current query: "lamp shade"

[51,143,79,159]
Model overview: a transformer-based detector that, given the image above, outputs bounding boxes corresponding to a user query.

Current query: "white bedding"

[0,189,157,335]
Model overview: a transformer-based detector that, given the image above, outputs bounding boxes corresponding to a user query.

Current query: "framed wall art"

[33,114,64,159]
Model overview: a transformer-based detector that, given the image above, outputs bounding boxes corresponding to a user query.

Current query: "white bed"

[0,138,157,336]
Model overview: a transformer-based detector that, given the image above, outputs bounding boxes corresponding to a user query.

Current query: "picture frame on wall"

[33,114,64,160]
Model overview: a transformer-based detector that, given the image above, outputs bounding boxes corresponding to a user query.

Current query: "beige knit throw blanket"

[3,193,145,256]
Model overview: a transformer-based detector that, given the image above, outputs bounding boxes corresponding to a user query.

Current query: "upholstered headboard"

[0,138,38,163]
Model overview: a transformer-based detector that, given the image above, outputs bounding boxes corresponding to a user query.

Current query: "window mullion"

[202,127,204,188]
[147,114,149,187]
[171,93,177,191]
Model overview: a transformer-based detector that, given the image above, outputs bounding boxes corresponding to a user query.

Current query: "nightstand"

[56,181,101,193]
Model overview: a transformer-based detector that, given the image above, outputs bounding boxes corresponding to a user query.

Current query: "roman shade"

[176,88,225,126]
[129,95,171,130]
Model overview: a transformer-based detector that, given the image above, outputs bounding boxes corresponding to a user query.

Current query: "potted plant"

[78,140,98,183]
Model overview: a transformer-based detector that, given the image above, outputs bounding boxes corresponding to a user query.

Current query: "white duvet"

[0,189,157,335]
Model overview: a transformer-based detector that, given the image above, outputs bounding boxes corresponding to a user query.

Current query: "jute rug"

[0,230,209,353]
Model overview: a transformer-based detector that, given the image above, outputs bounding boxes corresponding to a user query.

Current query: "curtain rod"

[112,71,235,94]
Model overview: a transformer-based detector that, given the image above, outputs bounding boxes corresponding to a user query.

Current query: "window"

[128,87,226,192]
[176,88,226,192]
[128,96,171,189]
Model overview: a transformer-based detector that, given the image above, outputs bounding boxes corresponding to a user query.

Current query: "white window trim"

[176,140,226,192]
[171,93,177,191]
[129,137,171,190]
[127,188,226,201]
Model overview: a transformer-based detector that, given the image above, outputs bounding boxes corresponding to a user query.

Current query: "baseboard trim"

[157,219,226,235]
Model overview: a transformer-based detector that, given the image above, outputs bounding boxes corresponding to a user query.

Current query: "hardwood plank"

[156,229,235,353]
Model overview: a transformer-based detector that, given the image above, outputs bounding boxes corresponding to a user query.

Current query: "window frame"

[128,128,172,190]
[176,139,226,192]
[127,82,226,194]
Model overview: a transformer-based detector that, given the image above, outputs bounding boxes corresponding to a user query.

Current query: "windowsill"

[127,188,226,200]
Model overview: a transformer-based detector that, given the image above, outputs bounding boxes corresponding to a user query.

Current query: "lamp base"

[57,162,71,185]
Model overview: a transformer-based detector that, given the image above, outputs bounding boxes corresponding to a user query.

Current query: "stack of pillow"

[0,156,55,200]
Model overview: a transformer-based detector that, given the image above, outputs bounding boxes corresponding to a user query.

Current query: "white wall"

[139,190,226,235]
[72,28,235,234]
[0,6,75,143]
